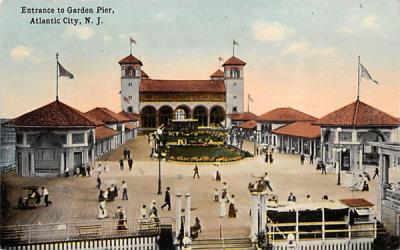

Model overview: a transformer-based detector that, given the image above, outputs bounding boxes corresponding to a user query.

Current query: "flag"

[248,94,254,102]
[233,39,239,46]
[58,62,74,79]
[218,57,224,62]
[130,37,136,44]
[123,96,130,103]
[360,63,378,84]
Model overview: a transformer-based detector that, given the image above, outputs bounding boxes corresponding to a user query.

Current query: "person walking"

[228,194,237,218]
[119,158,124,171]
[321,162,327,174]
[41,187,52,207]
[287,192,297,202]
[269,153,274,164]
[96,173,101,189]
[300,154,305,165]
[122,181,128,200]
[372,167,379,179]
[127,149,131,160]
[193,165,200,179]
[310,154,314,165]
[161,187,171,210]
[123,148,127,159]
[128,158,133,171]
[219,194,226,218]
[86,164,91,177]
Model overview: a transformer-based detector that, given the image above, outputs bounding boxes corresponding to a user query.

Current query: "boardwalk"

[2,136,398,239]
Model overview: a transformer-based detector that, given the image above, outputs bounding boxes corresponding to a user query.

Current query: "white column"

[91,148,95,166]
[30,153,35,174]
[359,147,363,170]
[322,208,325,241]
[295,210,299,241]
[250,193,259,242]
[184,193,191,237]
[376,154,383,221]
[260,193,267,234]
[175,193,182,242]
[60,152,64,173]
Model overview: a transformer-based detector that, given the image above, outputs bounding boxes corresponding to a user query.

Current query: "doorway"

[74,152,83,169]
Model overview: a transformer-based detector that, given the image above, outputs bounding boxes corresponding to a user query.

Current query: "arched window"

[193,106,208,127]
[159,106,173,126]
[210,106,225,126]
[176,105,191,119]
[126,66,135,77]
[141,106,156,128]
[175,109,186,120]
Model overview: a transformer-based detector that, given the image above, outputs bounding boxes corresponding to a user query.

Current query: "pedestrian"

[193,217,202,233]
[310,154,314,164]
[41,187,52,207]
[300,154,305,165]
[265,153,268,163]
[96,172,101,189]
[321,162,327,174]
[128,158,133,171]
[150,200,158,217]
[122,181,128,200]
[269,153,274,164]
[86,163,91,177]
[214,188,219,202]
[372,167,379,179]
[219,194,226,218]
[287,192,297,202]
[123,148,127,159]
[127,149,131,160]
[161,187,171,210]
[362,176,369,191]
[116,206,128,230]
[119,158,124,171]
[98,198,108,219]
[193,165,200,179]
[215,170,221,181]
[228,194,237,218]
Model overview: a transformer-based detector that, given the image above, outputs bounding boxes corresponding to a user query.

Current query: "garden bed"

[166,145,250,162]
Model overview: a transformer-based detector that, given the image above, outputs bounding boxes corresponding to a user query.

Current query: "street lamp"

[253,130,257,156]
[337,127,342,186]
[240,128,243,150]
[156,128,163,195]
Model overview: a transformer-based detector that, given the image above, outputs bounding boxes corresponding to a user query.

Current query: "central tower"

[222,56,246,114]
[119,54,143,114]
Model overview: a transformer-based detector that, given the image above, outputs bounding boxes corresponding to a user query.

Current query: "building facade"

[119,54,246,129]
[315,100,400,171]
[3,100,101,177]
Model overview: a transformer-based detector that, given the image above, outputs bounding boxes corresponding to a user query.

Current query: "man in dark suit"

[161,187,171,210]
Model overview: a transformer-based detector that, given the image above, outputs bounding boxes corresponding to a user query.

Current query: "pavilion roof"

[86,108,130,124]
[257,107,317,123]
[140,79,225,93]
[272,121,321,139]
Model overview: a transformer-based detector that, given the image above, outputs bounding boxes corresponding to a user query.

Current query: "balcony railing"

[0,217,173,246]
[384,188,400,211]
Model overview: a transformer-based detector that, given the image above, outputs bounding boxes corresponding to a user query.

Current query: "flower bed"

[166,145,248,162]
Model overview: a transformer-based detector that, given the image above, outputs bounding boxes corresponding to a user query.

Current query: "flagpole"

[130,40,132,55]
[56,53,59,100]
[357,56,360,101]
[247,94,250,112]
[232,40,235,56]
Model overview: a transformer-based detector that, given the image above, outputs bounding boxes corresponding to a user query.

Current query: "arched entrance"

[176,105,191,119]
[193,106,208,127]
[360,129,387,165]
[159,106,173,126]
[210,106,225,127]
[141,106,157,128]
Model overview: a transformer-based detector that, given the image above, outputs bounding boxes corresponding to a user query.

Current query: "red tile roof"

[141,70,150,79]
[4,100,103,128]
[95,125,119,140]
[125,123,138,130]
[314,100,400,127]
[140,79,226,93]
[231,112,258,121]
[118,54,143,66]
[222,56,246,66]
[86,108,130,124]
[119,111,139,122]
[210,69,224,78]
[237,120,257,129]
[340,198,374,207]
[257,107,317,122]
[272,121,321,139]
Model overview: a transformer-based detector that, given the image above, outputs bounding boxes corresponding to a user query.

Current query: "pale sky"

[0,0,399,119]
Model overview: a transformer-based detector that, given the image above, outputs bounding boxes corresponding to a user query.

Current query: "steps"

[191,237,254,250]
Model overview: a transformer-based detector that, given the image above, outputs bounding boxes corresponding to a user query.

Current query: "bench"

[138,220,159,235]
[76,224,102,238]
[0,228,24,244]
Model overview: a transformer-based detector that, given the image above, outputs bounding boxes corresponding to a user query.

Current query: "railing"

[266,220,376,243]
[0,217,173,246]
[0,164,15,174]
[384,188,400,211]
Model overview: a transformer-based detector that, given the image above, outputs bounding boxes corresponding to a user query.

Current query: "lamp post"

[240,128,243,150]
[156,128,163,195]
[253,130,257,156]
[337,127,342,186]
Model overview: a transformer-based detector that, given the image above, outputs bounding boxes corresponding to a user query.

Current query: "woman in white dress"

[98,200,108,219]
[219,195,226,218]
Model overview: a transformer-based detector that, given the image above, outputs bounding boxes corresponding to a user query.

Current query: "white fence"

[272,238,373,250]
[2,236,158,250]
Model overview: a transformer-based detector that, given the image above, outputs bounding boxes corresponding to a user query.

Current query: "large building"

[119,54,246,129]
